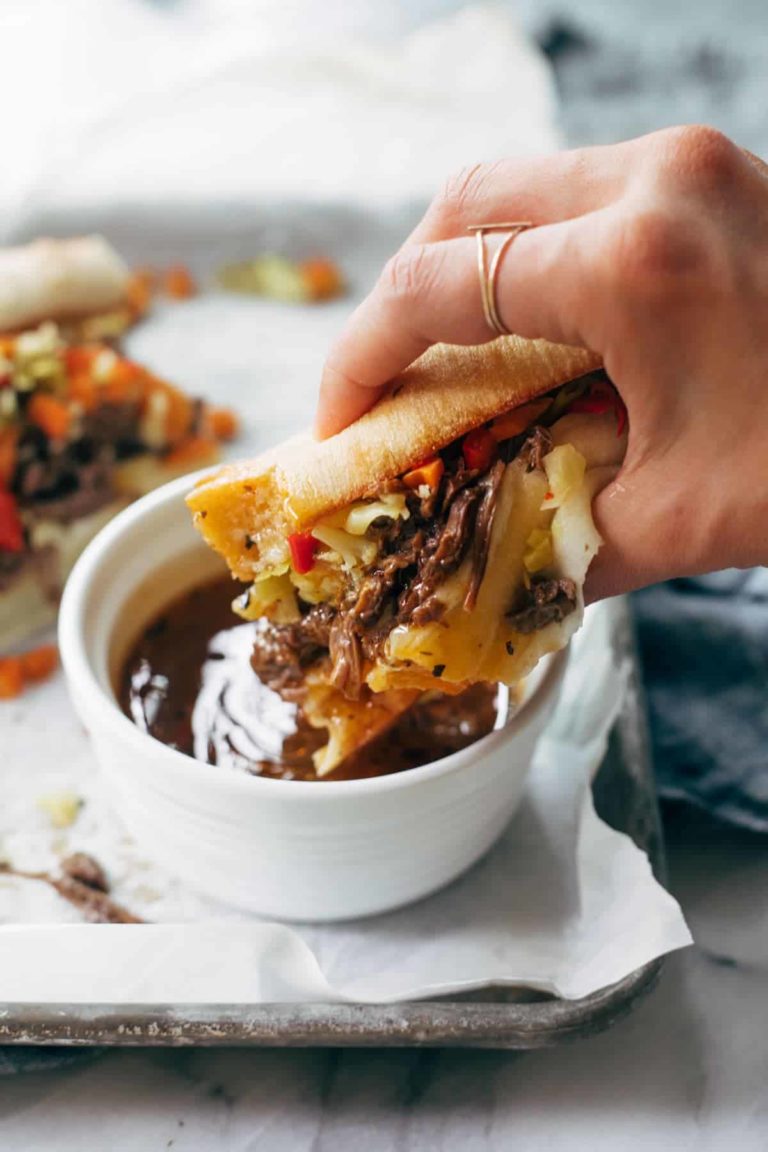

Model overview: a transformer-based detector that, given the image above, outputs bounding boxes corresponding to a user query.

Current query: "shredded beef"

[506,577,577,634]
[329,617,364,700]
[464,459,505,611]
[250,604,334,697]
[352,530,425,627]
[519,425,553,472]
[249,419,573,703]
[396,486,480,625]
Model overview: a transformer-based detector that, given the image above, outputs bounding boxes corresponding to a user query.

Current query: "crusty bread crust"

[0,236,129,333]
[188,336,601,580]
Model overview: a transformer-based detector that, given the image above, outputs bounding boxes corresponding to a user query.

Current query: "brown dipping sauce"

[119,576,502,782]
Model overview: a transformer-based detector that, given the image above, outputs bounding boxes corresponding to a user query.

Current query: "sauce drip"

[120,576,501,782]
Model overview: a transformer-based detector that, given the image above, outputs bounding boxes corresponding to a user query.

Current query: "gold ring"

[468,221,532,336]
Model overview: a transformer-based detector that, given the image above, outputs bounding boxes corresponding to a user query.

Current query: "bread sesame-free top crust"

[187,336,601,582]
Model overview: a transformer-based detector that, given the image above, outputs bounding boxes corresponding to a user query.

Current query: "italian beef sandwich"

[188,336,627,774]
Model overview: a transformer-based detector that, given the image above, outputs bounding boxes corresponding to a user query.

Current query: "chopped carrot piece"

[126,269,154,315]
[147,382,193,445]
[164,435,218,467]
[67,372,99,411]
[63,345,100,375]
[0,426,18,487]
[162,265,197,300]
[300,258,345,301]
[0,658,23,700]
[20,645,58,684]
[490,399,551,443]
[0,336,16,359]
[27,393,72,441]
[403,456,445,490]
[206,406,239,441]
[102,358,145,405]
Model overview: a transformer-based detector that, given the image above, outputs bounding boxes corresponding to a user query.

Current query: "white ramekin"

[59,472,565,922]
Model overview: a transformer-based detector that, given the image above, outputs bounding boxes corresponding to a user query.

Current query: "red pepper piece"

[461,427,497,471]
[570,382,628,438]
[569,395,613,416]
[287,531,318,574]
[0,490,24,552]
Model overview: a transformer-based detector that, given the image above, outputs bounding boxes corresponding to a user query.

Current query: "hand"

[316,126,768,599]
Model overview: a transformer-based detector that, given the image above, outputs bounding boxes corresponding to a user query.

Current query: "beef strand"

[506,577,578,634]
[463,459,505,611]
[329,617,364,700]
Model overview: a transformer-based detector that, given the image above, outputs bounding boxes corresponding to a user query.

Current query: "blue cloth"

[633,570,768,832]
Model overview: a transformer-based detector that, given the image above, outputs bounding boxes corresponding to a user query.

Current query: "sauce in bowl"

[120,576,503,782]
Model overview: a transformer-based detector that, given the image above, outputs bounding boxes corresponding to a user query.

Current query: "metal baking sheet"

[0,604,665,1050]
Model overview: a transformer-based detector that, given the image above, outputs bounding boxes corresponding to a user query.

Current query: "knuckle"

[429,162,497,231]
[380,244,437,307]
[660,124,741,193]
[608,208,706,299]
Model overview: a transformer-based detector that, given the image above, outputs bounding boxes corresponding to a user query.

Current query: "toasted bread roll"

[0,236,129,333]
[188,337,600,581]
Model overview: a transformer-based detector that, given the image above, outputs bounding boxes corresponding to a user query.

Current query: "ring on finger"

[467,221,533,336]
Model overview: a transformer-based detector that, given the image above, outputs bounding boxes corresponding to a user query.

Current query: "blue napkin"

[633,570,768,832]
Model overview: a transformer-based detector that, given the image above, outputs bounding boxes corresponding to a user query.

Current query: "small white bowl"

[59,472,566,922]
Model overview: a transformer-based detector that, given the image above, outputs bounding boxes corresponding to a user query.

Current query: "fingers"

[316,237,488,437]
[585,462,691,601]
[316,216,603,438]
[407,144,632,247]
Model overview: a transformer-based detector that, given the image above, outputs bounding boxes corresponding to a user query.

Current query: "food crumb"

[37,792,82,829]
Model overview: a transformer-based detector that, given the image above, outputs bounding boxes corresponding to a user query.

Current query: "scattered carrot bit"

[205,406,239,442]
[0,644,59,700]
[164,435,218,467]
[126,269,154,316]
[0,657,23,699]
[403,456,445,490]
[20,645,59,684]
[490,399,551,443]
[27,393,72,441]
[300,258,345,301]
[0,336,16,359]
[162,265,197,300]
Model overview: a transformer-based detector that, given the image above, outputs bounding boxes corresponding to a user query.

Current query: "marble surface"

[3,0,768,1145]
[2,806,766,1149]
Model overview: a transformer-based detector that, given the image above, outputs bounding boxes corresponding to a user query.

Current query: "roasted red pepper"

[287,531,318,574]
[0,490,24,553]
[461,427,497,471]
[570,382,627,438]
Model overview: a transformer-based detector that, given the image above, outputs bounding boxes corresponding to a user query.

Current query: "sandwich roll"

[0,236,129,333]
[188,336,626,774]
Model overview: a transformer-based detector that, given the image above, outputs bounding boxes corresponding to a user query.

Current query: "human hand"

[316,126,768,598]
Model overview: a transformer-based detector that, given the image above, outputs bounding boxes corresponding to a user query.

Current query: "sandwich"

[0,233,238,651]
[0,322,236,650]
[188,336,626,774]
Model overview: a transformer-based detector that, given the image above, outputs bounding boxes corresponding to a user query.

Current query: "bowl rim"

[59,471,565,802]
